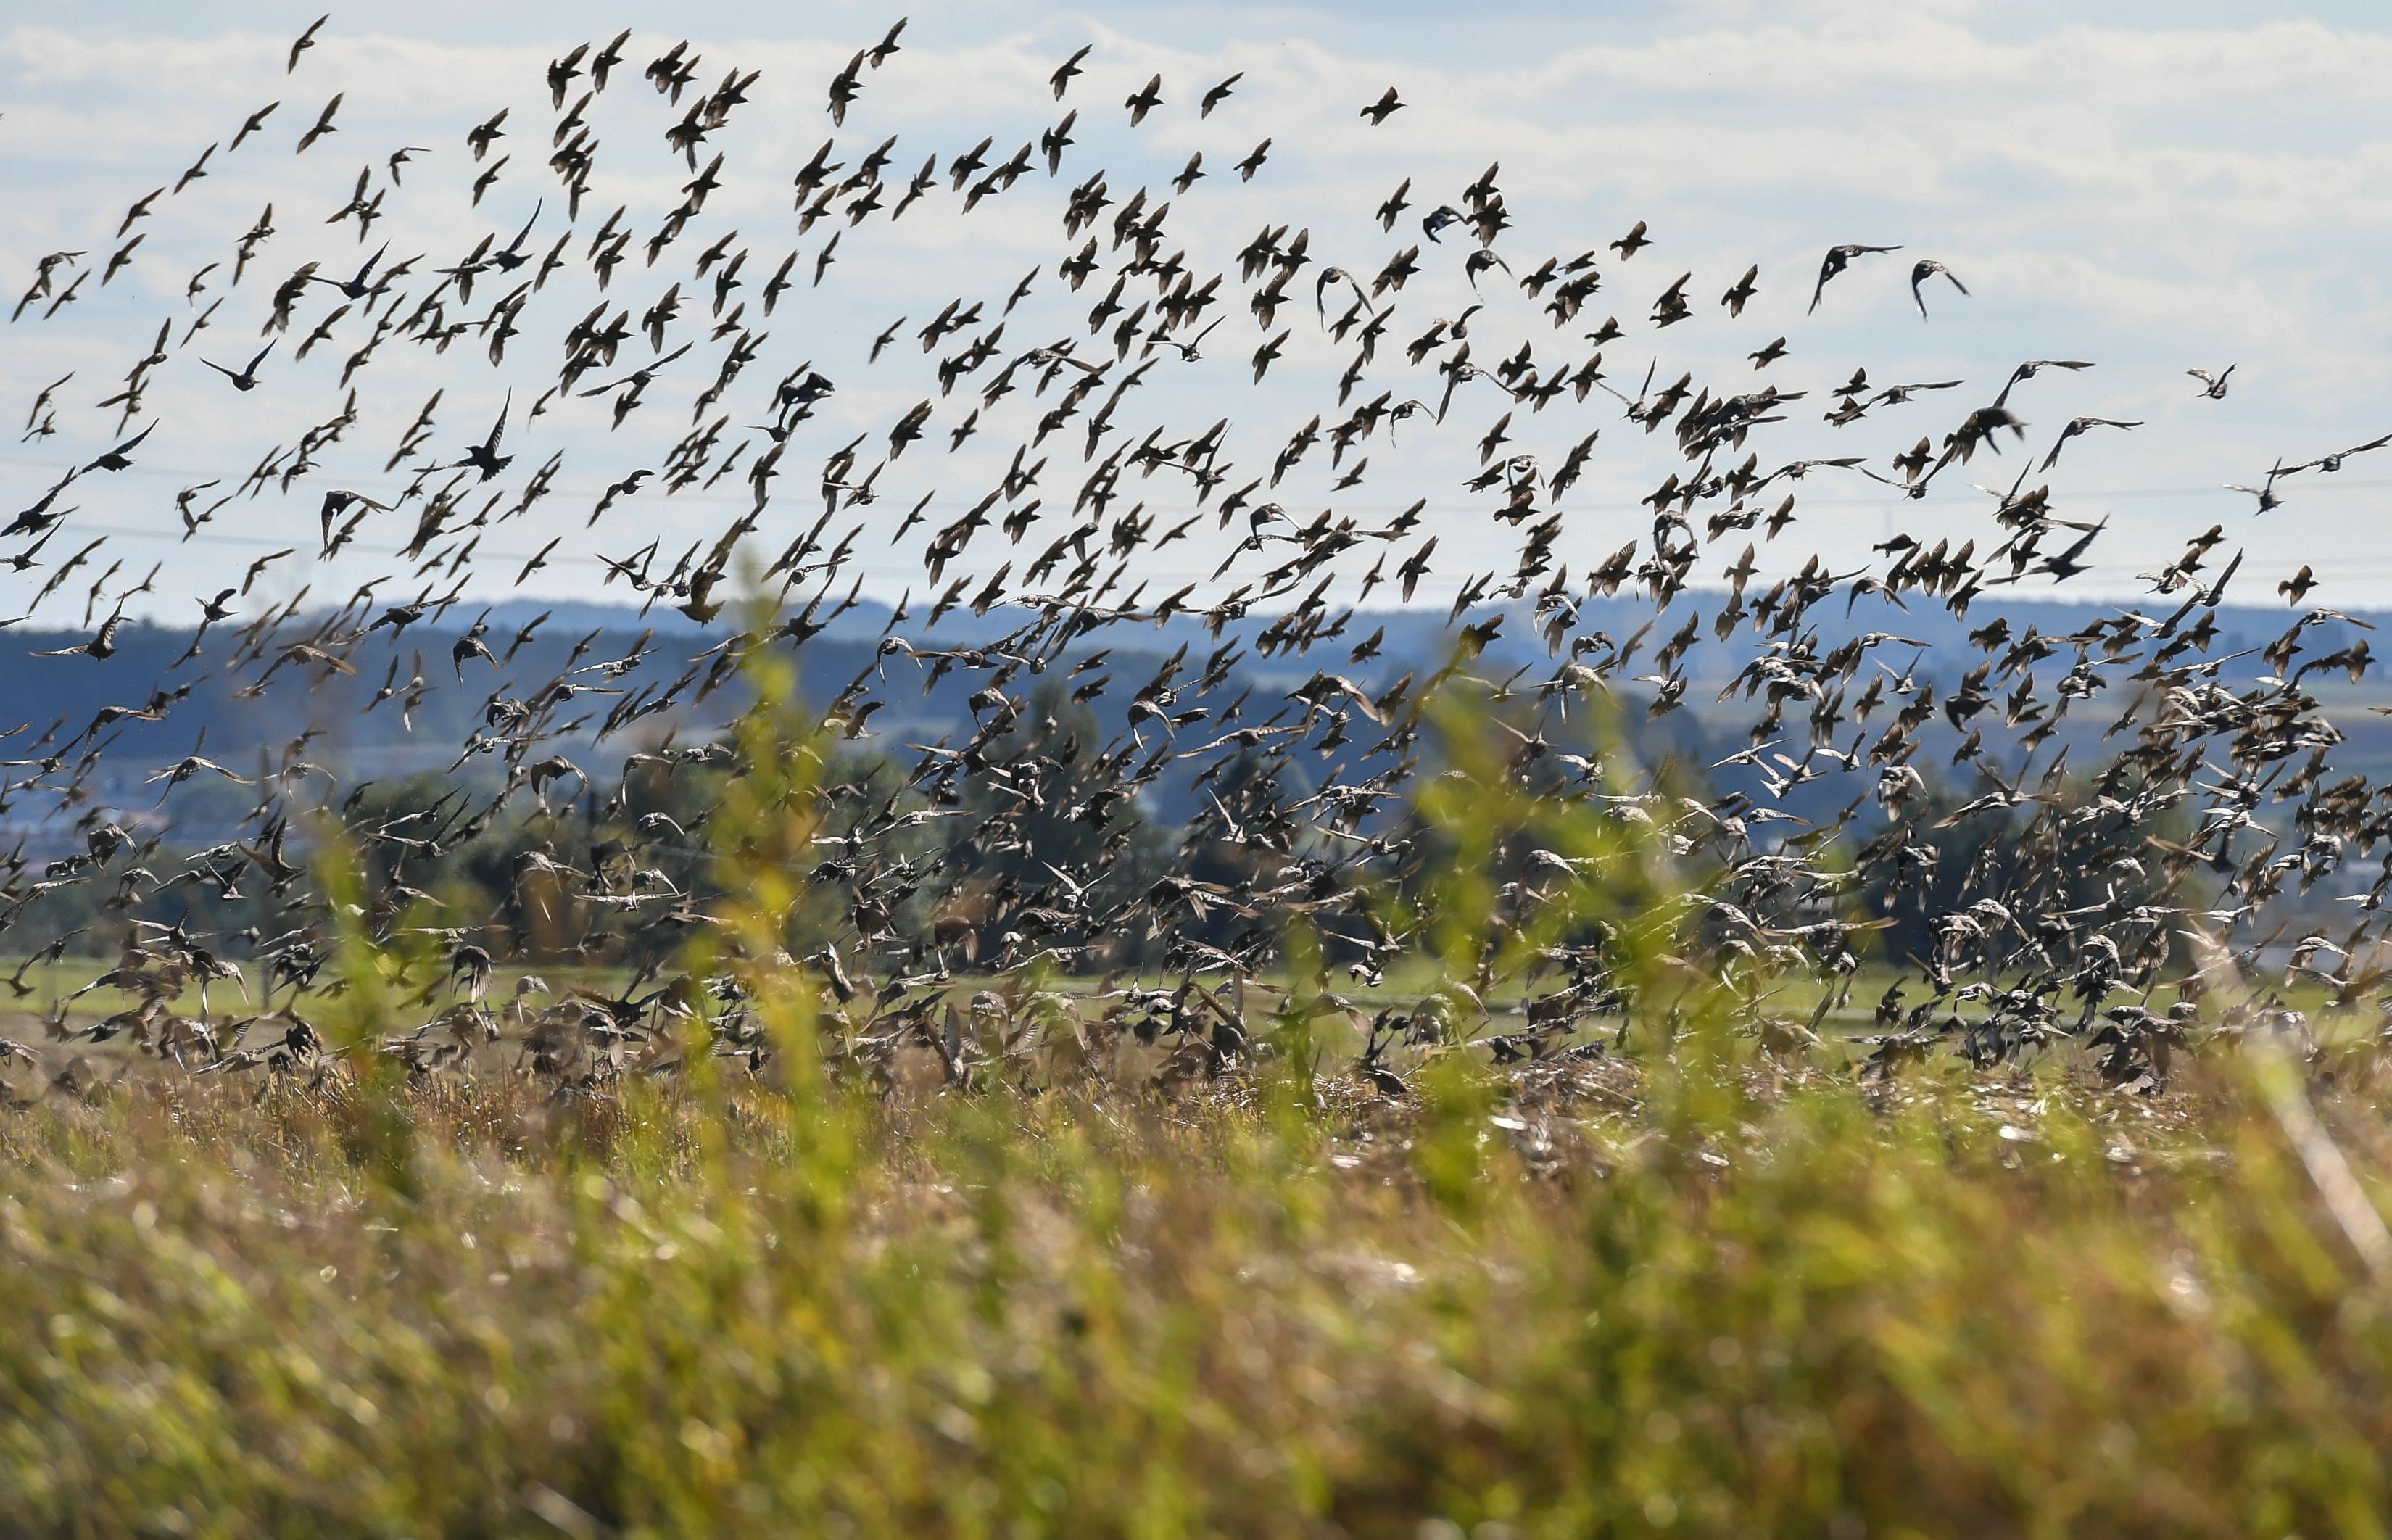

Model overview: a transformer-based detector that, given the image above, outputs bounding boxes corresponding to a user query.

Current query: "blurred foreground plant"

[2,655,2391,1537]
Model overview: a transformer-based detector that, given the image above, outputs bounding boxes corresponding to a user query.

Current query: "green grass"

[4,1024,2392,1536]
[6,681,2387,1535]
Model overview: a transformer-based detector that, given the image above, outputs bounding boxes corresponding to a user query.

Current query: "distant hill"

[7,592,2387,850]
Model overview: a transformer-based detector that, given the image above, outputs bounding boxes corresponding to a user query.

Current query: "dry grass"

[5,684,2385,1535]
[3,1033,2391,1537]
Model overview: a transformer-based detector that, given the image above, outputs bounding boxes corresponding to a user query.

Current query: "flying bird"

[286,15,328,73]
[200,340,276,392]
[1125,74,1163,125]
[294,94,342,153]
[1810,242,1901,313]
[1909,259,1969,320]
[2037,415,2140,472]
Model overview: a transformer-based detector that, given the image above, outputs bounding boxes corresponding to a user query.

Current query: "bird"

[1810,243,1901,312]
[1360,87,1404,125]
[173,143,217,195]
[1992,358,2094,407]
[455,392,514,480]
[35,610,124,661]
[2287,432,2392,476]
[1420,205,1465,244]
[286,15,328,73]
[1050,44,1091,99]
[1721,264,1759,317]
[294,94,342,153]
[2226,461,2288,515]
[827,49,868,125]
[1124,74,1163,125]
[591,29,632,91]
[2037,415,2140,472]
[468,109,508,160]
[200,340,276,392]
[2189,365,2236,400]
[229,102,278,152]
[1909,260,1969,319]
[83,424,155,473]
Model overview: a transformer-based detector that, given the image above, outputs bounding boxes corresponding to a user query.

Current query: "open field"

[6,1033,2392,1535]
[0,951,2352,1076]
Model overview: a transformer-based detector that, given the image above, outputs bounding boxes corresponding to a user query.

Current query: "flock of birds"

[0,15,2385,1096]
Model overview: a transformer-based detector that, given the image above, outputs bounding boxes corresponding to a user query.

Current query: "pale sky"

[4,0,2391,621]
